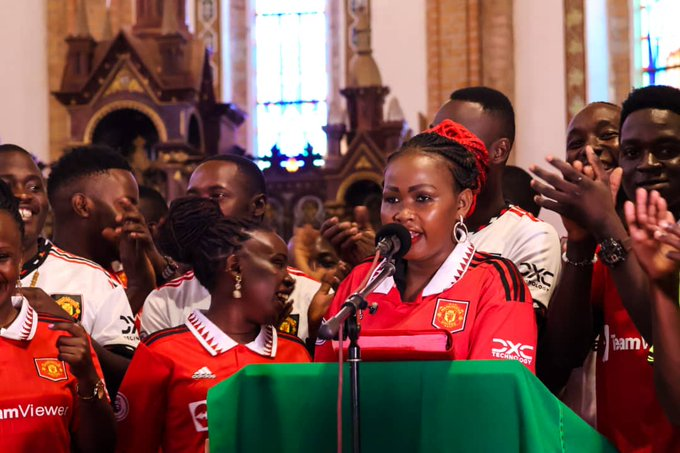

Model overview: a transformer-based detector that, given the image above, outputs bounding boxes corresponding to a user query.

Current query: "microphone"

[375,223,412,259]
[317,224,412,340]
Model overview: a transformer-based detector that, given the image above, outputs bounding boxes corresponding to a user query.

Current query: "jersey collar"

[20,237,52,280]
[371,241,476,297]
[185,309,277,358]
[0,296,38,341]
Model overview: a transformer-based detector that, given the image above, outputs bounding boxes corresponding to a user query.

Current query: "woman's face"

[237,230,295,326]
[0,211,22,306]
[381,151,469,264]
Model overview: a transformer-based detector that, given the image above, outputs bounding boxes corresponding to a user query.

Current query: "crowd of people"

[0,84,678,452]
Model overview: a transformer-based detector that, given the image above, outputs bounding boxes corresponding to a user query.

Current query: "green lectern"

[207,360,615,452]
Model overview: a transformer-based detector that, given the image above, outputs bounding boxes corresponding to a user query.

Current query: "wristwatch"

[77,380,106,401]
[597,237,630,268]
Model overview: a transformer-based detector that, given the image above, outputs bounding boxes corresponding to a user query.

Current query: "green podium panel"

[207,361,615,453]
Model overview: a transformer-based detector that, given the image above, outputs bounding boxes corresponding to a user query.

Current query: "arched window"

[636,0,680,87]
[253,0,329,166]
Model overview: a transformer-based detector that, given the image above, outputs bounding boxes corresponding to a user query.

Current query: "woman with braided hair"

[116,197,310,453]
[315,120,537,370]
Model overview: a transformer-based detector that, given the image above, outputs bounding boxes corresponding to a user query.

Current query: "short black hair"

[450,86,516,145]
[620,85,680,129]
[0,143,32,157]
[47,145,133,204]
[157,197,269,292]
[139,185,168,224]
[201,154,267,197]
[502,165,540,217]
[0,179,24,239]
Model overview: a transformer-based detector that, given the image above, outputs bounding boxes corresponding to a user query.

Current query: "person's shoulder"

[142,324,191,348]
[468,251,529,302]
[46,245,122,288]
[287,267,319,283]
[150,271,207,302]
[36,311,76,325]
[156,271,198,291]
[32,311,78,341]
[277,331,312,359]
[498,206,558,234]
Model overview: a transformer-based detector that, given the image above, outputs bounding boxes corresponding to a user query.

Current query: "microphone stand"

[318,259,397,453]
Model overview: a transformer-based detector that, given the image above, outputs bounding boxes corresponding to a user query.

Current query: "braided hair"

[388,119,490,217]
[157,197,265,292]
[0,179,24,239]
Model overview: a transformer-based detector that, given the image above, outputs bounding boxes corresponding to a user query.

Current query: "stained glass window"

[639,0,680,87]
[254,0,328,167]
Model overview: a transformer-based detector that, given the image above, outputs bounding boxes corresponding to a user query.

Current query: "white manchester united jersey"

[21,240,139,349]
[470,205,562,309]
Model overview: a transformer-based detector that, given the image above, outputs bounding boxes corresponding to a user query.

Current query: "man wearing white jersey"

[0,144,139,394]
[141,155,322,341]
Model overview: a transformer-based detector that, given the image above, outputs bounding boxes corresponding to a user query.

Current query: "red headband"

[424,119,490,217]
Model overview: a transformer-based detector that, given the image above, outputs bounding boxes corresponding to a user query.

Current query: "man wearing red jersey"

[532,85,680,451]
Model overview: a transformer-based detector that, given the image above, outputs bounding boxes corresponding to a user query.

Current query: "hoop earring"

[452,215,469,243]
[232,273,242,299]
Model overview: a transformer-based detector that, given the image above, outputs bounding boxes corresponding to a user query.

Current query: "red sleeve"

[115,342,171,453]
[467,260,538,373]
[313,265,367,362]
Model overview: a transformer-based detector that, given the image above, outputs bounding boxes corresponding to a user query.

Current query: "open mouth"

[274,291,291,305]
[408,230,423,244]
[18,208,33,221]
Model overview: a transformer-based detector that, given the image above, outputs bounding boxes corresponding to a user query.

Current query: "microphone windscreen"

[375,223,412,259]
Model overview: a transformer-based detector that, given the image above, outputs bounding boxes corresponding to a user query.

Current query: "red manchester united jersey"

[116,309,311,453]
[0,296,106,452]
[315,242,537,372]
[592,261,680,452]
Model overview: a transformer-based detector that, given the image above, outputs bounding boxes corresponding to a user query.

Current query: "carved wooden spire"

[75,0,91,37]
[102,3,114,40]
[161,0,180,35]
[347,0,382,87]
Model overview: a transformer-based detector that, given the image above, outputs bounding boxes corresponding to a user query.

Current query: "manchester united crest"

[52,294,82,322]
[34,358,69,382]
[278,314,300,336]
[432,299,469,332]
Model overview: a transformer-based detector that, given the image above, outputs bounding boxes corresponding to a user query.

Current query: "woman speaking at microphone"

[315,120,537,371]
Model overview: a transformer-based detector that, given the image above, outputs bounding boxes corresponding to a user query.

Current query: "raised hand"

[320,206,376,266]
[624,188,679,281]
[102,198,157,313]
[306,262,351,341]
[530,147,623,238]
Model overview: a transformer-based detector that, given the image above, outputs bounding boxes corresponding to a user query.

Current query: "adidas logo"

[192,366,216,380]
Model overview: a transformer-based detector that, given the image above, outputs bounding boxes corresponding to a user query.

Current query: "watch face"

[599,238,627,266]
